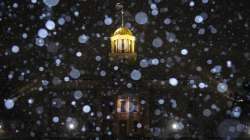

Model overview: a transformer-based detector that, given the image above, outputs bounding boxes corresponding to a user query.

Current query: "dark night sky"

[0,0,250,139]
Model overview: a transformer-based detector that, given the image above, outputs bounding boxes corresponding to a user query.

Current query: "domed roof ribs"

[113,27,133,36]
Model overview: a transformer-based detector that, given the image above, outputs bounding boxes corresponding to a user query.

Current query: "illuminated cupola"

[109,7,136,61]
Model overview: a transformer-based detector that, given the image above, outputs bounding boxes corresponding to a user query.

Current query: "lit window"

[117,96,139,113]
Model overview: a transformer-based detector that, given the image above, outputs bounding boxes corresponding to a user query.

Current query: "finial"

[121,7,124,27]
[116,3,124,27]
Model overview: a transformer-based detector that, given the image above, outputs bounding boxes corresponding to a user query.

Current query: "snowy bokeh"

[135,12,148,25]
[169,77,178,87]
[37,28,48,38]
[45,20,56,30]
[82,105,91,113]
[43,0,60,7]
[4,99,15,110]
[130,69,142,81]
[0,0,249,139]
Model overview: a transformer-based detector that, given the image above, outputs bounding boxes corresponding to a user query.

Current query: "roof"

[113,27,133,36]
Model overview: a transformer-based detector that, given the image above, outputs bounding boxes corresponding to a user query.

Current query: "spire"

[121,7,124,27]
[116,3,124,27]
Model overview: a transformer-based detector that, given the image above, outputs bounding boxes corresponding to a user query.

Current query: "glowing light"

[73,90,83,100]
[189,1,195,7]
[211,65,222,73]
[43,0,60,7]
[104,16,112,25]
[151,9,158,16]
[111,29,134,52]
[81,126,86,132]
[45,20,55,30]
[171,122,184,131]
[11,45,20,53]
[152,37,163,48]
[31,0,37,4]
[52,116,59,123]
[217,83,228,93]
[140,59,149,68]
[130,70,142,81]
[202,0,209,4]
[22,33,28,39]
[164,17,171,25]
[68,123,75,130]
[78,34,89,44]
[38,28,48,38]
[100,70,106,77]
[95,56,102,61]
[166,32,176,43]
[172,123,178,130]
[195,15,203,23]
[66,117,78,130]
[181,49,188,55]
[69,68,81,79]
[203,109,212,117]
[151,58,159,65]
[169,77,178,86]
[135,12,148,25]
[199,82,206,89]
[35,38,45,47]
[55,59,61,66]
[231,106,241,118]
[227,60,232,68]
[76,51,82,57]
[82,105,91,113]
[64,76,70,82]
[158,99,165,105]
[137,123,142,128]
[170,99,177,108]
[4,99,15,110]
[58,17,65,25]
[114,66,119,70]
[150,3,157,10]
[28,98,34,104]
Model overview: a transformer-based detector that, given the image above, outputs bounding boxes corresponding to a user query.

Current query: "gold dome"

[113,27,133,36]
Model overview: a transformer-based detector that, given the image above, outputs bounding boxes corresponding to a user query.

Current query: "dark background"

[0,0,249,139]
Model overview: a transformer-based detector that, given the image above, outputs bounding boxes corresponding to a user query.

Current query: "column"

[122,39,124,53]
[132,40,134,53]
[127,39,130,53]
[112,40,115,53]
[116,39,119,53]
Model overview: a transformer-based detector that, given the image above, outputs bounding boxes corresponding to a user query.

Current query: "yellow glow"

[110,27,136,60]
[117,97,129,113]
[117,96,139,113]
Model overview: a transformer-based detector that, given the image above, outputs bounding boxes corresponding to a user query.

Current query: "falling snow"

[135,12,148,25]
[4,99,15,110]
[43,0,60,7]
[0,0,249,139]
[169,77,178,87]
[130,69,142,81]
[45,20,56,30]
